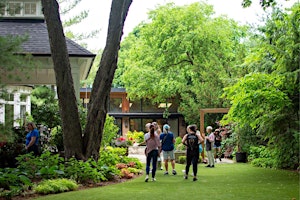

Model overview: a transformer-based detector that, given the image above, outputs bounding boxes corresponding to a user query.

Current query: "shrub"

[175,137,185,151]
[0,168,32,198]
[178,156,186,164]
[34,179,78,194]
[126,131,144,144]
[64,157,102,184]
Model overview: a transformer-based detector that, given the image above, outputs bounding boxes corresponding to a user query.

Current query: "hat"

[163,124,170,130]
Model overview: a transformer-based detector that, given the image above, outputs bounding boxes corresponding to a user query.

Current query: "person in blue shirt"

[25,122,40,156]
[160,124,177,175]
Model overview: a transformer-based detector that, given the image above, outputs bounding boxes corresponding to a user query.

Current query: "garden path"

[128,146,234,164]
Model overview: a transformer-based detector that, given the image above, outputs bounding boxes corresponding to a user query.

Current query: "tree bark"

[83,0,132,160]
[41,0,132,160]
[41,0,84,159]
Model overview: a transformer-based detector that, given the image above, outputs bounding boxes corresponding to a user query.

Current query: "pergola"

[199,108,230,135]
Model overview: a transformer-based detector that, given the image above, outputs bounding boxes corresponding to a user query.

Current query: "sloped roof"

[0,18,95,57]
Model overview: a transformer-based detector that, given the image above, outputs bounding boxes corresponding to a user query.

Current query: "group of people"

[143,122,177,182]
[143,122,223,182]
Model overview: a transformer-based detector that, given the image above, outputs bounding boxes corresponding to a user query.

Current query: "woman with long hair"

[144,124,161,182]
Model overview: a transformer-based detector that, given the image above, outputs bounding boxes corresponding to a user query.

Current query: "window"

[5,104,14,127]
[0,3,5,15]
[129,100,142,113]
[20,94,27,102]
[109,98,122,113]
[24,3,36,15]
[8,2,21,15]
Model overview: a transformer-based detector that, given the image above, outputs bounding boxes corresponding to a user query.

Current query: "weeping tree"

[41,0,132,160]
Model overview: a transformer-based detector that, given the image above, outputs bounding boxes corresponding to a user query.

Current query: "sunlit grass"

[36,163,299,200]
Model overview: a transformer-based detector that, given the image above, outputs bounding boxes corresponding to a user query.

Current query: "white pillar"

[0,103,4,124]
[14,92,21,127]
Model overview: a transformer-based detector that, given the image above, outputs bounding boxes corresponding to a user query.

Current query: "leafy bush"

[178,156,186,164]
[16,151,64,179]
[102,115,119,147]
[249,146,276,168]
[0,168,32,198]
[175,137,185,151]
[126,130,144,144]
[64,157,103,184]
[34,179,78,194]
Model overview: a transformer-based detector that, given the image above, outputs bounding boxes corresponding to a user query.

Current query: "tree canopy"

[222,3,299,169]
[116,2,248,123]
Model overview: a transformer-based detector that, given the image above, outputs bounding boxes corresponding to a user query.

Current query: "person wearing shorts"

[160,124,177,175]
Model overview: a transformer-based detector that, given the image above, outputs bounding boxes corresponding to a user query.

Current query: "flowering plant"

[114,136,130,147]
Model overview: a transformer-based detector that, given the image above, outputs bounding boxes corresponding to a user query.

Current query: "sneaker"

[193,177,198,181]
[152,178,156,182]
[160,167,163,170]
[211,165,215,168]
[145,175,149,182]
[172,169,177,175]
[164,171,169,175]
[184,175,188,179]
[205,165,211,168]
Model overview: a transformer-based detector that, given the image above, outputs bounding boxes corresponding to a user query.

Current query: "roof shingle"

[0,19,95,57]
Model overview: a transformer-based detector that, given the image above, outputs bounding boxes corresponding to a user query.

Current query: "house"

[80,87,187,137]
[0,0,96,127]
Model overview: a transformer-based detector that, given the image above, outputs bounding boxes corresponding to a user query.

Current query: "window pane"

[129,118,142,132]
[5,104,14,127]
[129,100,141,113]
[0,4,5,15]
[24,3,36,15]
[8,3,21,15]
[109,98,122,113]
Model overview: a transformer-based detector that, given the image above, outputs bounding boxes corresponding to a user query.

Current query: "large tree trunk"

[41,0,84,159]
[41,0,132,160]
[83,0,132,160]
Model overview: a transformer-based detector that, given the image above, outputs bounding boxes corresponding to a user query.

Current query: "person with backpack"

[160,124,177,175]
[182,124,203,181]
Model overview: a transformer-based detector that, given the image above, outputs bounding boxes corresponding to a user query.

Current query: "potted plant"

[234,126,249,163]
[174,137,186,163]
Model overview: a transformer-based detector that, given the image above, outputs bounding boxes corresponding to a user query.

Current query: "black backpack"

[186,134,198,151]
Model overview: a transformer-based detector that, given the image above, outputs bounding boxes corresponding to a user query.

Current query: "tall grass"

[36,163,299,200]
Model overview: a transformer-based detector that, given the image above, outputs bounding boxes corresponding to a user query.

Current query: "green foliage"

[16,151,64,179]
[102,115,119,147]
[0,35,36,82]
[178,156,186,164]
[0,168,32,198]
[64,157,104,183]
[117,2,248,124]
[126,130,144,144]
[34,179,78,195]
[174,137,185,151]
[222,3,299,169]
[248,145,277,168]
[31,86,61,129]
[49,126,64,151]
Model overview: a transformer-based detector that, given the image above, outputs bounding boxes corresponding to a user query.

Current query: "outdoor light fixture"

[158,103,172,108]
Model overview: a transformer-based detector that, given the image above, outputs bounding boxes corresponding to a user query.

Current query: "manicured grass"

[36,163,299,200]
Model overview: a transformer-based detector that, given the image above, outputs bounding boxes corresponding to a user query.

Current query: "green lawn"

[36,163,299,200]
